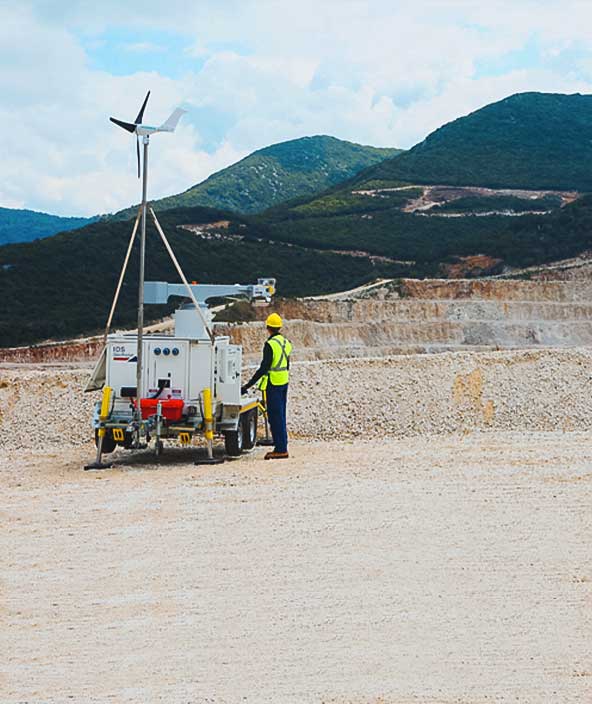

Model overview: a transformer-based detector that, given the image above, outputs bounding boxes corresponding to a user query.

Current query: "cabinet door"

[146,340,189,399]
[216,344,242,405]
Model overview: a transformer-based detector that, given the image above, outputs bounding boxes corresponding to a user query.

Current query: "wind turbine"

[110,92,186,426]
[110,91,186,177]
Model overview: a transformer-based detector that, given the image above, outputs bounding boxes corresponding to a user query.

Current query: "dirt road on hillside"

[2,433,591,703]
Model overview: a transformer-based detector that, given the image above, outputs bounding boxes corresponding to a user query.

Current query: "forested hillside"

[256,190,592,270]
[4,191,592,347]
[0,207,97,245]
[356,92,592,190]
[0,206,403,346]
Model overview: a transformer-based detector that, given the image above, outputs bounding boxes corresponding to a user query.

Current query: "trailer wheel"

[224,427,243,457]
[94,429,116,454]
[241,409,258,450]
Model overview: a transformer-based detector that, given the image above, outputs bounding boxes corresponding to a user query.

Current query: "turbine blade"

[136,135,140,179]
[157,107,187,133]
[135,91,150,125]
[110,117,137,133]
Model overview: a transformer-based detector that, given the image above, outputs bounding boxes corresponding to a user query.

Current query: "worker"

[241,313,292,459]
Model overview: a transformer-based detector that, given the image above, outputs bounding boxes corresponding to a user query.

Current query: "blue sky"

[81,29,208,80]
[2,1,592,216]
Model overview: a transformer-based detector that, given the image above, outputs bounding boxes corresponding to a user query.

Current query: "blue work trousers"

[266,383,289,453]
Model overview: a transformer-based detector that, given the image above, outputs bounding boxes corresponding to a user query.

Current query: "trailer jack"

[84,387,114,470]
[84,432,113,470]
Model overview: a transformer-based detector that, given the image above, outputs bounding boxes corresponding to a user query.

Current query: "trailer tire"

[241,408,258,450]
[224,428,243,457]
[94,429,116,454]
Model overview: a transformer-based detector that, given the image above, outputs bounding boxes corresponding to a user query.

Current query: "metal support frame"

[103,207,142,343]
[135,136,149,424]
[149,207,214,342]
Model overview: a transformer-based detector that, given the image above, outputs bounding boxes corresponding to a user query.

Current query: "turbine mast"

[136,134,149,419]
[109,92,186,427]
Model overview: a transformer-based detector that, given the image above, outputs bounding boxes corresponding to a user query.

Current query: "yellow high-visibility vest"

[267,334,292,386]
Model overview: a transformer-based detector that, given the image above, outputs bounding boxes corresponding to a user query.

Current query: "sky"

[1,0,592,216]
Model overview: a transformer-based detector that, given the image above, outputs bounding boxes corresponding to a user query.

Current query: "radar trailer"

[86,278,276,466]
[84,91,276,469]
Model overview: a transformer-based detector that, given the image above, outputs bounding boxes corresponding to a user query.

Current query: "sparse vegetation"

[290,188,422,218]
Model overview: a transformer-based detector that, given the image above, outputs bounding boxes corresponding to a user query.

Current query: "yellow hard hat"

[266,312,283,328]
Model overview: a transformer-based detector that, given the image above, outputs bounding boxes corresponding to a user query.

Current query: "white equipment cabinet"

[87,279,275,460]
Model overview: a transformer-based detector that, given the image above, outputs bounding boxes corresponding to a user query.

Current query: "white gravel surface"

[2,348,592,451]
[2,433,591,703]
[289,347,592,439]
[2,349,591,702]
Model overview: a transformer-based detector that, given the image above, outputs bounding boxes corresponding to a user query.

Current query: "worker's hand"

[241,385,248,396]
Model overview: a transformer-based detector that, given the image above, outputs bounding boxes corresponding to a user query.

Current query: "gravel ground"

[289,347,592,439]
[2,348,592,451]
[2,433,591,703]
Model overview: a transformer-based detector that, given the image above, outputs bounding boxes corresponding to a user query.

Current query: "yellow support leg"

[97,386,113,439]
[84,385,114,470]
[194,387,224,465]
[203,387,214,443]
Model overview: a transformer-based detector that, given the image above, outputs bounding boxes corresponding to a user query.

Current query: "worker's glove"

[241,385,248,396]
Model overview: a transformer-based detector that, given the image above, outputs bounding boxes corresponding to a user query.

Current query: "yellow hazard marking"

[179,431,191,445]
[112,428,124,442]
[100,386,112,419]
[202,388,214,441]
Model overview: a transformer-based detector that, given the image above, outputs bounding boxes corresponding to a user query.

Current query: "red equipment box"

[140,398,185,421]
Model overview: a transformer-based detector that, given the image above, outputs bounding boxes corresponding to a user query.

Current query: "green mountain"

[115,135,400,219]
[248,91,592,273]
[0,206,97,246]
[357,92,592,190]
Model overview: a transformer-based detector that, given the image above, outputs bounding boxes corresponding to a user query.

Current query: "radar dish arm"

[144,281,275,306]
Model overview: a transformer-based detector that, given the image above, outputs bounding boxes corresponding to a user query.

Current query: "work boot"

[264,451,289,460]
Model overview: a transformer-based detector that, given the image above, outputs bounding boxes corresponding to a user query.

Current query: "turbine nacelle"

[110,92,186,177]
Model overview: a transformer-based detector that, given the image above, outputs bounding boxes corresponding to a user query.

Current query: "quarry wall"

[2,277,591,364]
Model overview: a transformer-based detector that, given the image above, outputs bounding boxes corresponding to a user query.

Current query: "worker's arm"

[242,341,273,392]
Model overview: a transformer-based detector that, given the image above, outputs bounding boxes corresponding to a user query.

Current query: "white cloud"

[2,1,592,215]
